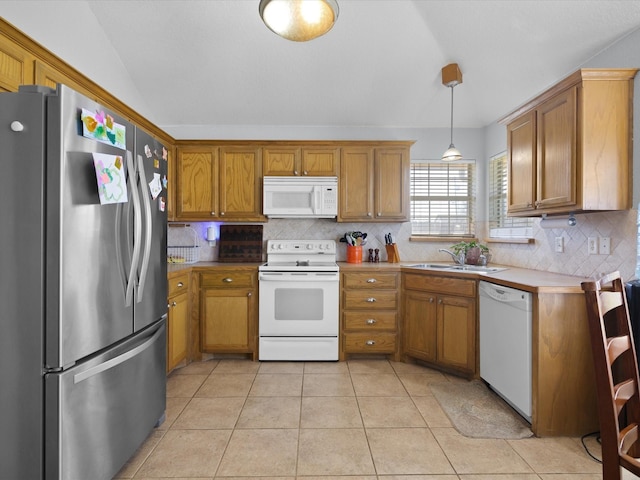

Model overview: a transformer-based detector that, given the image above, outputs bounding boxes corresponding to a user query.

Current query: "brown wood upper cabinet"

[0,30,35,92]
[502,68,637,217]
[339,145,410,222]
[175,145,264,222]
[263,146,339,176]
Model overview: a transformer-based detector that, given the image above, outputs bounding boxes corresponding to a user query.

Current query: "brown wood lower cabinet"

[167,271,190,373]
[341,270,399,360]
[402,273,477,378]
[532,292,599,436]
[199,269,258,360]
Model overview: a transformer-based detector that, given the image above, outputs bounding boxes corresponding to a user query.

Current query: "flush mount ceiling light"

[259,0,339,42]
[441,63,463,162]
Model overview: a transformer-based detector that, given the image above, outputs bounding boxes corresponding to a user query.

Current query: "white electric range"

[258,240,339,361]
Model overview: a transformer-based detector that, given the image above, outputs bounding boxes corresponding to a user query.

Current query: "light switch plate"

[600,237,611,255]
[588,237,598,255]
[555,236,564,253]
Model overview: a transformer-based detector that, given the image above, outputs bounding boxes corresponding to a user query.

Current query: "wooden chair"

[582,271,640,479]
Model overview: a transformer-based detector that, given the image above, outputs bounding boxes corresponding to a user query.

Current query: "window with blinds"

[410,161,476,236]
[488,152,533,237]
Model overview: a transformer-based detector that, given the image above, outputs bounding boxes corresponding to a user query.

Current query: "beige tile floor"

[114,358,617,480]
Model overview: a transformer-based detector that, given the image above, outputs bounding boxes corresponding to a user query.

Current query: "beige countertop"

[341,261,590,293]
[168,260,592,294]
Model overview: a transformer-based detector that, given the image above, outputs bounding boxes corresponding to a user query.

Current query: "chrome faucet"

[438,248,465,265]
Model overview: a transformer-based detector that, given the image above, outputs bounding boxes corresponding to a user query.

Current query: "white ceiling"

[17,1,640,132]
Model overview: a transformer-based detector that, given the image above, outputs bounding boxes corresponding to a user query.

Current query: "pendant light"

[259,0,339,42]
[441,63,463,162]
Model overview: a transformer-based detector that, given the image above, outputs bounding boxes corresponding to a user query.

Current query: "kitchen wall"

[170,27,640,281]
[6,2,638,280]
[170,207,638,281]
[478,27,640,281]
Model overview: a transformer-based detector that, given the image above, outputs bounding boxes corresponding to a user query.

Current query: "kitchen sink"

[408,263,454,269]
[407,263,507,274]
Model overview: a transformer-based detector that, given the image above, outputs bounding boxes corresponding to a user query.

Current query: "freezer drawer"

[45,320,166,480]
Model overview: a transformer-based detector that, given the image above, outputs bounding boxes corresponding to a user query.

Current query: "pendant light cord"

[449,85,455,146]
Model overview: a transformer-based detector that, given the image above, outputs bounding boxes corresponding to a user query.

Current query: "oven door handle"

[259,272,339,282]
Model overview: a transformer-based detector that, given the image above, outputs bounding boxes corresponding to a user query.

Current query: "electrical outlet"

[600,237,611,255]
[588,237,598,255]
[555,236,564,253]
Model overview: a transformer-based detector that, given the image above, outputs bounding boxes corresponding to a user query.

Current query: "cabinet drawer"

[343,333,397,353]
[342,272,398,289]
[343,290,397,309]
[200,271,255,288]
[403,274,476,297]
[168,272,189,297]
[343,311,397,331]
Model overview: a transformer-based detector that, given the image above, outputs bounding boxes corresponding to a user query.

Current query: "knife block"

[385,244,400,263]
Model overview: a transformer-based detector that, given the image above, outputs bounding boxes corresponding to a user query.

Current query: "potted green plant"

[450,241,490,265]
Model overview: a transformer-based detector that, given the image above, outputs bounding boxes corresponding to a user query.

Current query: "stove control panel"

[266,240,336,255]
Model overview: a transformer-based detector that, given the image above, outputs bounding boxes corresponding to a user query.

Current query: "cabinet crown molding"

[498,68,639,126]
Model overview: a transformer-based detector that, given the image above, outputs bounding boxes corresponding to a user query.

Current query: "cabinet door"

[403,290,437,362]
[175,147,218,219]
[374,147,409,221]
[536,87,577,211]
[507,111,536,214]
[436,295,476,374]
[339,147,375,221]
[201,288,255,352]
[301,147,339,176]
[263,146,301,176]
[167,290,189,372]
[34,60,92,98]
[0,32,35,92]
[218,146,262,220]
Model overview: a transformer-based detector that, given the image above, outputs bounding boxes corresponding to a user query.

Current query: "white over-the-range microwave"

[263,176,338,218]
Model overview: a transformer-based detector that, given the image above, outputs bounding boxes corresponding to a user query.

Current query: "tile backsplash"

[169,208,638,281]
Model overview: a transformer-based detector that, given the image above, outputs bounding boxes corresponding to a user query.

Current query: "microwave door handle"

[313,186,320,215]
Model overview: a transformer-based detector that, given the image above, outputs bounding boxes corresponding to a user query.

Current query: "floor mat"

[430,380,534,439]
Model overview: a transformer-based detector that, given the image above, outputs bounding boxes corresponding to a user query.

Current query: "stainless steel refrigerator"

[0,84,168,480]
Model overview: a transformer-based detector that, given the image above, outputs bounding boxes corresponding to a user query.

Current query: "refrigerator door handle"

[115,202,128,297]
[136,154,153,303]
[125,150,142,307]
[73,321,165,384]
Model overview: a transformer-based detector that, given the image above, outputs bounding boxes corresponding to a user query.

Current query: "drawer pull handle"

[223,278,233,283]
[438,299,443,304]
[429,297,434,303]
[177,282,184,288]
[365,340,376,346]
[171,301,177,307]
[366,297,376,303]
[211,211,216,215]
[247,292,252,297]
[367,278,377,283]
[366,318,376,325]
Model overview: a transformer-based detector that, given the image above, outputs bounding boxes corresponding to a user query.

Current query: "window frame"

[409,159,477,238]
[488,151,533,239]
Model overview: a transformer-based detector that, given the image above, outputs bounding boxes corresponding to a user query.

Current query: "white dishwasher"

[479,280,533,421]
